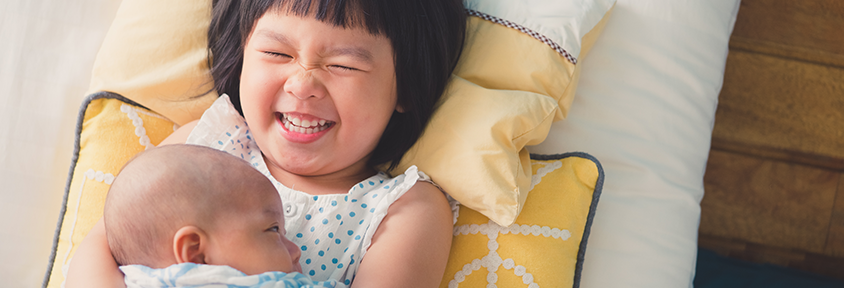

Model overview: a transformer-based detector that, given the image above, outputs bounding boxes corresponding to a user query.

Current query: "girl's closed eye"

[263,51,293,59]
[329,64,359,72]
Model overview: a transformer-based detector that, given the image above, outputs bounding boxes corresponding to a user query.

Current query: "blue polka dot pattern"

[296,233,303,238]
[328,233,334,238]
[305,214,312,220]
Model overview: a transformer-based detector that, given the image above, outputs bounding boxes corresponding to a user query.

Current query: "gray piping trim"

[42,91,146,288]
[529,152,604,288]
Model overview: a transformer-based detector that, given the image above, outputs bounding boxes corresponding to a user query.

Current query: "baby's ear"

[173,226,207,264]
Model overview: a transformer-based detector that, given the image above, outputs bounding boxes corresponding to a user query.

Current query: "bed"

[0,0,753,287]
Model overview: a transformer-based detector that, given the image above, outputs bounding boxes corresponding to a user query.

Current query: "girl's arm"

[351,182,453,288]
[159,120,198,146]
[64,219,126,288]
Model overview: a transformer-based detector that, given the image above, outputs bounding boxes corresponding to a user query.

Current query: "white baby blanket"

[120,263,344,288]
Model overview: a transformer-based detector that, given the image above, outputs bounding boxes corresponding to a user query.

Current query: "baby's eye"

[268,225,280,233]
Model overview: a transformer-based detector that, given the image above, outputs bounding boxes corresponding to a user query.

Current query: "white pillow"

[528,0,740,287]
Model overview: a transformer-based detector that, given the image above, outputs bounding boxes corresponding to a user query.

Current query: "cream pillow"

[396,2,614,226]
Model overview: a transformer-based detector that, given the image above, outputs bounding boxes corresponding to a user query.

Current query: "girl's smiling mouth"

[275,112,335,142]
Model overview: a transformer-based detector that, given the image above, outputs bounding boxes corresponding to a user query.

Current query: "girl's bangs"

[269,0,385,35]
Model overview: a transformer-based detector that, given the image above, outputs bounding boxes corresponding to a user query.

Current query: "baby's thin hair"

[208,0,466,170]
[103,145,262,266]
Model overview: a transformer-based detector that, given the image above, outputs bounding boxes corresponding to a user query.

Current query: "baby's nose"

[287,239,302,260]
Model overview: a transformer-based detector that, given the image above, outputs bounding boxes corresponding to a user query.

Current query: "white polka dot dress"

[187,95,431,285]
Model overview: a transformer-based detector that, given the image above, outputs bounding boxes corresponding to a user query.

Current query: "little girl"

[66,0,466,287]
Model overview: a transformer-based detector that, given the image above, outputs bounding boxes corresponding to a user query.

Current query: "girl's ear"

[395,104,405,113]
[173,226,208,264]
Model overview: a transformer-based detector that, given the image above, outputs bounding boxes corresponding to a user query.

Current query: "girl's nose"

[284,64,326,100]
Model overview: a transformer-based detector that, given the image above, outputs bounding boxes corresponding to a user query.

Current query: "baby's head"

[104,144,301,275]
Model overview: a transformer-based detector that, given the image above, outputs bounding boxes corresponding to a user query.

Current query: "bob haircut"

[208,0,466,170]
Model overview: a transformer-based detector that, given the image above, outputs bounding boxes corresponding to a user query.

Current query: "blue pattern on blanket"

[120,263,345,288]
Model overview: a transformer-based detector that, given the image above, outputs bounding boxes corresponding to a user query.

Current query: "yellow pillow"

[440,153,603,288]
[83,0,614,226]
[44,94,175,287]
[44,94,603,288]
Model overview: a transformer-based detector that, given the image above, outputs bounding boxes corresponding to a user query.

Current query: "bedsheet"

[0,0,122,286]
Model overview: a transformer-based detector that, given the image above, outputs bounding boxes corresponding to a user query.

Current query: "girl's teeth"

[282,113,331,134]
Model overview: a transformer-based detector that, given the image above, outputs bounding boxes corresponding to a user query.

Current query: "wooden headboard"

[698,0,844,280]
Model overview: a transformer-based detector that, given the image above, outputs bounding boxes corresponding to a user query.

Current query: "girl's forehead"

[253,11,380,39]
[249,12,393,56]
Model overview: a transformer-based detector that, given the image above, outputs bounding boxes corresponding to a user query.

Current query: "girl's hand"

[64,218,126,288]
[351,182,453,288]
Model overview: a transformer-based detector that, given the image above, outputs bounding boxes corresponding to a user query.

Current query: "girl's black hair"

[208,0,466,171]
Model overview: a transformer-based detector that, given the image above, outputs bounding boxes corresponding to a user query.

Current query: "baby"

[103,144,343,287]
